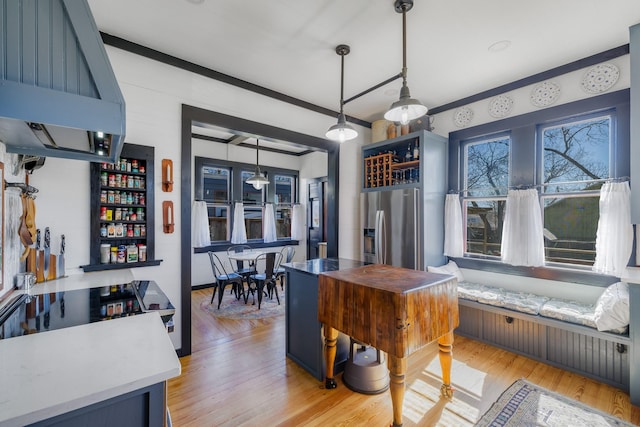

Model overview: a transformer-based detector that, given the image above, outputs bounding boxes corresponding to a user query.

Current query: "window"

[275,175,295,238]
[451,89,629,269]
[241,170,264,240]
[194,157,299,247]
[540,114,612,265]
[463,136,510,257]
[202,166,230,242]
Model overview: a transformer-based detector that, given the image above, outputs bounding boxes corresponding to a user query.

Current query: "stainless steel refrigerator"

[361,188,445,270]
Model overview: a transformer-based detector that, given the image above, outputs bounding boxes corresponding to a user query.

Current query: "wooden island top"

[319,263,459,358]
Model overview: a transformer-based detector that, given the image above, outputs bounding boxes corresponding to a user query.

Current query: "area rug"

[200,288,285,320]
[476,379,634,426]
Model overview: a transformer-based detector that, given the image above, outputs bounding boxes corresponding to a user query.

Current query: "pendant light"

[326,44,358,143]
[384,0,428,126]
[245,139,269,190]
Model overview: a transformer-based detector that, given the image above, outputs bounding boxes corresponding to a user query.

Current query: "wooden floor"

[168,288,640,426]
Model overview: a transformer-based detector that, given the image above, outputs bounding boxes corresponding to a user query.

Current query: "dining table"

[227,249,266,263]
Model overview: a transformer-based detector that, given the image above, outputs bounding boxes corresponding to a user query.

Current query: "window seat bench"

[454,280,633,399]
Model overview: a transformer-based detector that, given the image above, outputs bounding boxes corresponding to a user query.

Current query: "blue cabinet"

[284,258,365,380]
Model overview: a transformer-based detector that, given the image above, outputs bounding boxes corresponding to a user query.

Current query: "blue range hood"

[0,0,125,163]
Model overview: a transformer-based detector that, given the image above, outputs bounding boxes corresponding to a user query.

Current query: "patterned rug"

[201,287,285,320]
[476,379,633,426]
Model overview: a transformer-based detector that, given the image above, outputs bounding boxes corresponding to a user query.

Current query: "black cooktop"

[0,280,174,341]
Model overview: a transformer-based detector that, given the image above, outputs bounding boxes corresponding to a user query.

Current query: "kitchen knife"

[43,227,50,280]
[35,229,44,283]
[57,235,65,278]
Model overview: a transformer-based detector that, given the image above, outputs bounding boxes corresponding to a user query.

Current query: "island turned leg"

[324,325,338,389]
[388,354,407,427]
[438,331,454,398]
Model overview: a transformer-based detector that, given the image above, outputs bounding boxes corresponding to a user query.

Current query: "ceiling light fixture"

[245,139,269,190]
[326,44,358,143]
[383,0,428,125]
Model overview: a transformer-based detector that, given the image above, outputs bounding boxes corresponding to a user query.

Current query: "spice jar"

[138,244,147,262]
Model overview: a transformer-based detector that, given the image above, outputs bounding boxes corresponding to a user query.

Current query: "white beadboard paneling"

[28,157,91,269]
[0,146,28,300]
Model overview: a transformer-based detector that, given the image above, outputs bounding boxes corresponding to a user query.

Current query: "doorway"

[180,105,340,357]
[307,177,328,259]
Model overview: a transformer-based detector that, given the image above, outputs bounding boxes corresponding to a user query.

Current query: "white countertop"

[0,271,181,427]
[30,268,137,294]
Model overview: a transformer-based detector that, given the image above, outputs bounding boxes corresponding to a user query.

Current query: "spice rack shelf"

[82,143,161,272]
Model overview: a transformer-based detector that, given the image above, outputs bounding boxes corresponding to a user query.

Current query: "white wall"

[431,55,630,137]
[25,46,368,351]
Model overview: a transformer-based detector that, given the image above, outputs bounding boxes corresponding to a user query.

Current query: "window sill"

[193,239,299,254]
[451,256,619,287]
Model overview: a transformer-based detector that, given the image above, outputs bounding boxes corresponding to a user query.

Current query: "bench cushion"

[538,298,598,329]
[457,282,549,315]
[500,290,549,315]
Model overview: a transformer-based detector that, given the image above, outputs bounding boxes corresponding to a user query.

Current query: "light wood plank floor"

[168,288,640,426]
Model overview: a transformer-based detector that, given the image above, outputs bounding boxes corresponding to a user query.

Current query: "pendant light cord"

[340,52,345,113]
[401,6,408,84]
[256,139,260,166]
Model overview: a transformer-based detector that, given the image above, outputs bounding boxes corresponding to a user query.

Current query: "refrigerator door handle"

[374,210,380,264]
[414,188,419,270]
[379,210,387,265]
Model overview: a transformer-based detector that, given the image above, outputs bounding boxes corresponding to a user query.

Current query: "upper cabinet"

[362,130,448,192]
[82,143,161,272]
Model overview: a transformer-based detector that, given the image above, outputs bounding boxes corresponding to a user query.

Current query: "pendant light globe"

[245,139,270,189]
[326,112,358,143]
[384,84,428,125]
[326,44,358,142]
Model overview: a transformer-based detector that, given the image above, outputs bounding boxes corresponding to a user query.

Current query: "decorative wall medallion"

[453,107,473,128]
[530,81,561,107]
[580,63,619,94]
[488,95,514,118]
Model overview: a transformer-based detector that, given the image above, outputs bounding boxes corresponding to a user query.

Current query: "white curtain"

[291,203,305,241]
[231,202,247,244]
[501,188,545,266]
[191,200,210,247]
[443,194,464,257]
[593,181,633,277]
[263,204,277,243]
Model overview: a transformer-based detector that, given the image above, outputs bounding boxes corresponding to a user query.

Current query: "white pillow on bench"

[593,282,629,332]
[427,260,464,282]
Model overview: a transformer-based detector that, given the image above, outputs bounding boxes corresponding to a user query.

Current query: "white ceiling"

[88,0,640,127]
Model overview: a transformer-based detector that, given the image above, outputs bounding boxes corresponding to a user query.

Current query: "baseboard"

[192,283,215,291]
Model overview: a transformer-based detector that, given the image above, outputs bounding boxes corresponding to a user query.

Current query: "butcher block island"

[318,264,459,427]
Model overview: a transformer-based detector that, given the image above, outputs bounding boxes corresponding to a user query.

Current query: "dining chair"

[247,252,283,309]
[227,244,254,291]
[275,246,295,290]
[208,252,244,309]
